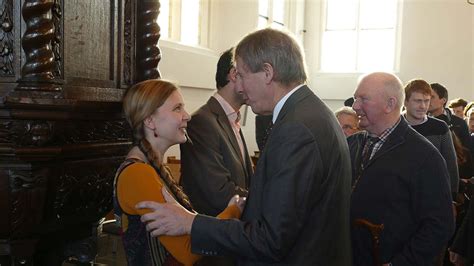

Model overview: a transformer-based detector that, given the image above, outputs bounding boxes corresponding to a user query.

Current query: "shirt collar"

[272,84,305,124]
[213,92,239,121]
[370,116,401,141]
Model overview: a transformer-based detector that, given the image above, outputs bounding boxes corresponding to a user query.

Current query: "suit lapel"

[207,97,249,172]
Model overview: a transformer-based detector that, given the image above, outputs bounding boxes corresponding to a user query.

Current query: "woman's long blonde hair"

[123,79,193,211]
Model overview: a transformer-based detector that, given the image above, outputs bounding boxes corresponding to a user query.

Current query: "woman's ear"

[262,63,274,84]
[143,116,155,130]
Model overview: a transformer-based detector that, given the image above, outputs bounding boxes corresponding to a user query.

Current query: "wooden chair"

[165,156,181,183]
[353,218,384,266]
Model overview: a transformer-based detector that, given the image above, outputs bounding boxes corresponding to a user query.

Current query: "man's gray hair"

[235,28,307,86]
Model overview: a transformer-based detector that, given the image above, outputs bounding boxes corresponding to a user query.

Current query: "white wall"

[305,0,474,102]
[159,0,474,158]
[397,0,474,101]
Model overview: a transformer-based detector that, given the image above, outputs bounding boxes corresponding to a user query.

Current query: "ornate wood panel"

[0,0,162,265]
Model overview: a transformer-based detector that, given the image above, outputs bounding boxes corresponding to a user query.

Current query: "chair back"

[353,218,384,266]
[165,156,181,183]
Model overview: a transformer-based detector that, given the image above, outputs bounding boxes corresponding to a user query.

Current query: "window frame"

[157,0,210,48]
[258,0,290,29]
[319,0,403,74]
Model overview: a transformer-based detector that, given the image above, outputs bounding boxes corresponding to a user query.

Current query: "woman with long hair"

[114,79,244,266]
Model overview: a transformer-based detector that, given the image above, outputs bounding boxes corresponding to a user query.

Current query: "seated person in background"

[114,79,244,266]
[449,98,468,119]
[335,106,361,137]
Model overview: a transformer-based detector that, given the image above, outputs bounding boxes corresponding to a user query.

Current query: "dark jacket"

[436,108,471,151]
[190,86,353,265]
[409,116,459,193]
[348,117,455,266]
[180,97,252,216]
[451,196,474,264]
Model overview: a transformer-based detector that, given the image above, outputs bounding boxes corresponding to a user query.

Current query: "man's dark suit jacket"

[190,86,353,265]
[348,117,455,266]
[180,97,252,216]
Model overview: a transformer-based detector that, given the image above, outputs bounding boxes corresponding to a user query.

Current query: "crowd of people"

[112,28,474,266]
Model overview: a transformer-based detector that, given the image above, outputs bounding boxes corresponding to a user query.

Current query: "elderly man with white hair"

[348,72,455,266]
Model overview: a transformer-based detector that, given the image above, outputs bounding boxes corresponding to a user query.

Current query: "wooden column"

[0,0,166,264]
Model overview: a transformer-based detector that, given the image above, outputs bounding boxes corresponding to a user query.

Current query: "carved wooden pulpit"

[0,0,162,265]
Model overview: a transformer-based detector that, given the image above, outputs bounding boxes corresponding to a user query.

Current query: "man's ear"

[386,96,398,113]
[262,63,274,84]
[229,67,237,82]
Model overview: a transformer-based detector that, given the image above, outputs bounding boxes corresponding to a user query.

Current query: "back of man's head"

[404,79,431,100]
[234,28,307,87]
[215,48,234,90]
[430,83,449,105]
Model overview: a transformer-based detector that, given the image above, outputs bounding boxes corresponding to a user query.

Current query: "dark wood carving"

[123,0,132,85]
[0,0,162,265]
[0,0,14,76]
[51,0,62,79]
[19,0,56,85]
[9,168,47,239]
[136,0,161,82]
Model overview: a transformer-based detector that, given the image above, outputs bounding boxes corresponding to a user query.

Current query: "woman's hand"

[228,194,246,213]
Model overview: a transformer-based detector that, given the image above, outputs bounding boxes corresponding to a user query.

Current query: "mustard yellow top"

[116,162,241,266]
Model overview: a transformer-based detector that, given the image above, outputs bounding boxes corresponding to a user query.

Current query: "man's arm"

[181,114,247,214]
[390,150,455,265]
[190,122,322,262]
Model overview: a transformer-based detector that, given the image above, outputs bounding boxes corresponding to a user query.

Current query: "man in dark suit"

[180,48,252,218]
[137,28,352,265]
[348,72,455,266]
